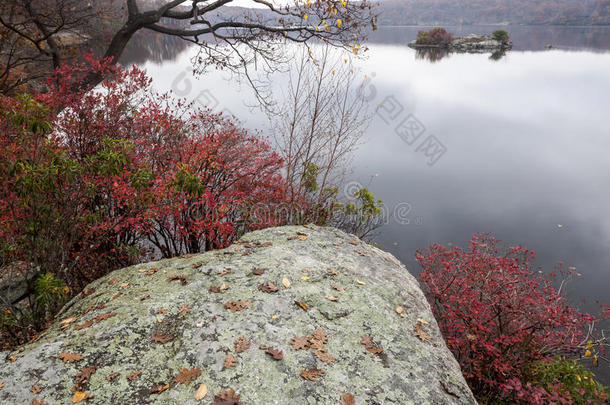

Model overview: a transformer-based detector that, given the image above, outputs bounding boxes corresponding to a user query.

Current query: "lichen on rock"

[0,226,476,404]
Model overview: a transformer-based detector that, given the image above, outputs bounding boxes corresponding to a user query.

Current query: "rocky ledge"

[0,226,476,404]
[409,34,512,53]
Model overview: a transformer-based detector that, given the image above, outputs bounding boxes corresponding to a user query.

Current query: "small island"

[408,27,513,53]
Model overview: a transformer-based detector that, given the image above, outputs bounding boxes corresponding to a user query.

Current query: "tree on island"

[0,0,377,94]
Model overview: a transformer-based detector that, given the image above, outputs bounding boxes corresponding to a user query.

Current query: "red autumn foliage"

[1,55,292,344]
[417,233,608,404]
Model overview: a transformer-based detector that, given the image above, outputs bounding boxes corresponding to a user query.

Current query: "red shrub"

[417,234,606,403]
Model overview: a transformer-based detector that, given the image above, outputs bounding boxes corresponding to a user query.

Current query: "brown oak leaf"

[258,282,279,293]
[325,295,339,302]
[414,321,432,342]
[331,284,344,292]
[169,275,187,285]
[93,312,116,322]
[327,269,339,275]
[294,301,309,311]
[150,383,170,394]
[111,291,122,300]
[192,262,203,269]
[108,278,120,285]
[152,333,173,344]
[145,268,158,276]
[126,370,142,381]
[251,268,265,275]
[300,368,325,381]
[314,349,336,363]
[106,373,119,382]
[73,319,93,330]
[31,400,48,405]
[224,300,251,312]
[342,393,356,405]
[59,316,78,329]
[59,352,83,363]
[361,335,384,354]
[290,336,310,351]
[173,367,202,385]
[224,353,237,369]
[259,242,272,247]
[80,288,95,298]
[219,269,232,276]
[266,347,283,360]
[212,388,242,405]
[74,366,96,388]
[311,328,328,344]
[71,391,93,403]
[233,337,250,353]
[31,385,41,394]
[178,305,192,317]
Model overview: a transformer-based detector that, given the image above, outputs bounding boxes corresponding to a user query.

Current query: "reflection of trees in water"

[415,48,451,62]
[489,50,506,61]
[119,32,189,65]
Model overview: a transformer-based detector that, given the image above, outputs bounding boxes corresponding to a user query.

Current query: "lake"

[123,25,610,379]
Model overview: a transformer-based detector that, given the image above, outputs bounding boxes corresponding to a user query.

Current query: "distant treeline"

[377,0,610,26]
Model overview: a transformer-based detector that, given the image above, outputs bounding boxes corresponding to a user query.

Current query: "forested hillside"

[378,0,610,25]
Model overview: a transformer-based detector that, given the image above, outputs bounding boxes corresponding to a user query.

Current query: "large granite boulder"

[0,226,476,404]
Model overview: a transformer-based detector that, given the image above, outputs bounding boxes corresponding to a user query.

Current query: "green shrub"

[493,29,510,42]
[528,357,609,404]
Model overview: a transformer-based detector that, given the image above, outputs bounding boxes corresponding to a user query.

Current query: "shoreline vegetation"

[408,27,513,53]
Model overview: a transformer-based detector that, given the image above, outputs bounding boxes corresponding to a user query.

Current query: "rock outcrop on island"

[0,226,476,404]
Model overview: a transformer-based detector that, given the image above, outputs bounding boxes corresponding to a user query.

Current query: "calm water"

[124,25,610,379]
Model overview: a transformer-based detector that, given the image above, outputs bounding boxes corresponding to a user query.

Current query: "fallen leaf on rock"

[71,391,92,403]
[234,337,250,353]
[126,370,142,381]
[178,305,192,317]
[311,328,328,344]
[224,353,237,369]
[157,308,167,315]
[8,356,17,362]
[271,314,278,320]
[145,268,158,276]
[295,301,309,311]
[299,236,307,241]
[192,262,203,269]
[327,269,339,275]
[111,291,122,300]
[252,268,265,276]
[290,336,310,350]
[173,367,201,385]
[219,269,232,276]
[31,400,48,405]
[314,349,336,363]
[74,366,96,388]
[73,320,93,330]
[396,306,404,316]
[282,277,291,288]
[361,335,383,354]
[259,345,268,350]
[152,333,173,344]
[106,373,119,382]
[93,312,116,322]
[0,381,3,390]
[225,300,251,312]
[296,231,308,236]
[209,286,222,293]
[31,385,41,394]
[342,393,356,405]
[195,383,208,401]
[330,284,344,292]
[300,276,310,281]
[266,347,283,360]
[356,280,366,286]
[243,243,253,248]
[140,295,151,301]
[150,383,170,395]
[119,282,130,288]
[325,295,339,302]
[60,316,78,329]
[169,275,187,285]
[258,282,279,293]
[80,288,95,298]
[414,321,432,342]
[59,353,83,363]
[212,388,241,405]
[349,240,359,246]
[259,241,273,247]
[287,235,298,240]
[300,368,325,381]
[416,318,429,325]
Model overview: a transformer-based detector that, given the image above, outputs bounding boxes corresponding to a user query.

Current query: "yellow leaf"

[356,280,366,285]
[0,381,3,390]
[299,236,307,241]
[416,318,430,325]
[337,19,342,28]
[271,314,278,319]
[303,14,308,20]
[396,306,403,315]
[72,391,92,403]
[8,356,16,362]
[584,349,592,357]
[301,276,310,281]
[195,383,207,401]
[282,277,291,288]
